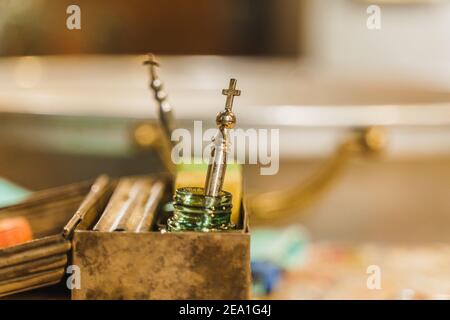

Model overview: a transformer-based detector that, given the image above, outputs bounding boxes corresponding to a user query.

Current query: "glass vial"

[167,187,234,232]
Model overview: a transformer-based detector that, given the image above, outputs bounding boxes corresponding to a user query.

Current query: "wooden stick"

[0,279,61,298]
[0,235,60,256]
[92,178,135,232]
[63,175,110,238]
[114,179,152,231]
[0,269,65,296]
[0,238,70,268]
[0,254,67,281]
[134,180,165,232]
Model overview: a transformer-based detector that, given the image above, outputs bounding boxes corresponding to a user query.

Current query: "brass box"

[72,177,251,300]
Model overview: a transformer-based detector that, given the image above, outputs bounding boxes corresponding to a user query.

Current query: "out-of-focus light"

[13,56,43,89]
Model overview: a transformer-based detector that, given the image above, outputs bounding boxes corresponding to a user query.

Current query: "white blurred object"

[303,0,450,90]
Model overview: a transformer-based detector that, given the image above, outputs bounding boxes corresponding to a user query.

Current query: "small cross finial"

[222,78,241,111]
[143,53,160,80]
[143,53,159,67]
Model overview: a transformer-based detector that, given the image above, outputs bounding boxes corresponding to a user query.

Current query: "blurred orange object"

[0,217,33,249]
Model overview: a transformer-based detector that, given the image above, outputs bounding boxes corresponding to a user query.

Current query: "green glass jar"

[167,187,234,232]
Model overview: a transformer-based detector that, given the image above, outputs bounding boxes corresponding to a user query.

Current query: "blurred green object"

[0,178,30,207]
[251,225,309,270]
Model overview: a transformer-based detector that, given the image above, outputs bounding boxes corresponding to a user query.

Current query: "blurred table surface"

[3,242,449,300]
[269,243,450,300]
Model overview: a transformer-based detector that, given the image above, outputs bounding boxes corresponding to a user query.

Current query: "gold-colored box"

[71,176,251,300]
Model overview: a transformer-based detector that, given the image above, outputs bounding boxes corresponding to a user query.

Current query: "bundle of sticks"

[93,177,165,233]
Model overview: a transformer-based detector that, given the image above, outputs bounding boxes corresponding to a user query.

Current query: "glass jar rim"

[174,187,232,209]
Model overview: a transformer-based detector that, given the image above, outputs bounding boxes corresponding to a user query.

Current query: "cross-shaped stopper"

[222,78,241,111]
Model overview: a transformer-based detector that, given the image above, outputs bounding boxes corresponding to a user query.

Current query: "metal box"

[72,176,251,300]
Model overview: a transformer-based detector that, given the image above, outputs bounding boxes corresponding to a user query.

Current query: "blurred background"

[0,0,450,299]
[0,0,299,56]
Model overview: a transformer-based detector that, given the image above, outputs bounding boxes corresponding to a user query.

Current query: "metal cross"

[143,53,159,66]
[143,53,160,80]
[222,78,241,111]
